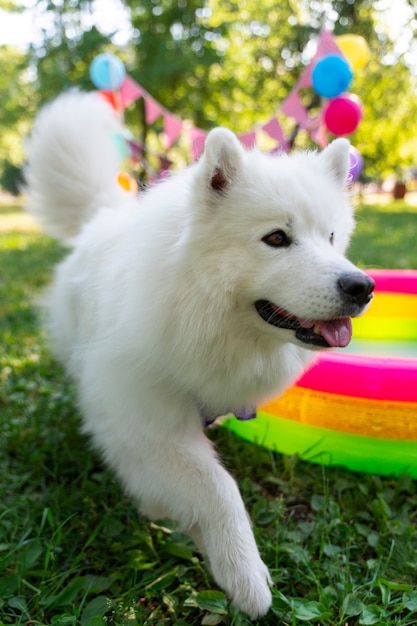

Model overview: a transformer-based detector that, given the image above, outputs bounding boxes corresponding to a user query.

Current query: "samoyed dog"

[25,91,374,618]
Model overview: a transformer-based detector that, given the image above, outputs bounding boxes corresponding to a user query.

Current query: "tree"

[0,45,34,179]
[122,0,310,132]
[29,0,112,105]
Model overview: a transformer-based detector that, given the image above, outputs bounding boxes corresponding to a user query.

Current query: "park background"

[1,2,417,626]
[2,0,417,195]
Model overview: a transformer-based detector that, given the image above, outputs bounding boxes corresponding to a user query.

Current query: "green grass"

[349,201,417,269]
[1,202,417,626]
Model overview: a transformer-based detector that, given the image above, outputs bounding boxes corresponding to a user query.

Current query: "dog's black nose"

[338,273,375,306]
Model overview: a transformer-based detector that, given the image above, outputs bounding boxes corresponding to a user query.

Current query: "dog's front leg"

[82,379,272,618]
[139,428,271,619]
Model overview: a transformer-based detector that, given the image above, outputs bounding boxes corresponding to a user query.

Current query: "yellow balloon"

[335,34,370,70]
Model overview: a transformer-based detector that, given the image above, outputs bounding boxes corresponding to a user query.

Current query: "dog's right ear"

[201,127,245,192]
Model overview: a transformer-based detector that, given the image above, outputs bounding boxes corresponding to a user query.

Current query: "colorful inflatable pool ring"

[225,270,417,478]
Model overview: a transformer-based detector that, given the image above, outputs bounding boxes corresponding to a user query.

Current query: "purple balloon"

[347,146,363,184]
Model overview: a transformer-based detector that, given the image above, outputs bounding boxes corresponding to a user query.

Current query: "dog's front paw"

[229,558,272,619]
[212,551,272,619]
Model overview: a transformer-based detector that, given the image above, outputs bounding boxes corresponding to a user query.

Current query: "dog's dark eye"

[329,232,334,245]
[262,229,290,248]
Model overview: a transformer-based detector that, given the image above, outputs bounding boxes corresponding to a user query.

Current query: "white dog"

[25,92,374,619]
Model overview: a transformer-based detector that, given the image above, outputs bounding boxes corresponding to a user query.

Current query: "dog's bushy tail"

[25,91,127,242]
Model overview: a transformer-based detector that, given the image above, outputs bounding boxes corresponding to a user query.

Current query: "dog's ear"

[202,127,245,192]
[319,138,350,187]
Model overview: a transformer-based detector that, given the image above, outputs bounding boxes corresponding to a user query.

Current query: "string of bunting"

[89,30,369,180]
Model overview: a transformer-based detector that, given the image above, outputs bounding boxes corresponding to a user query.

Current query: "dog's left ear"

[201,127,245,192]
[319,138,350,187]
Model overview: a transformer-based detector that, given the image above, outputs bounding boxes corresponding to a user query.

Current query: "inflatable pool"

[224,270,417,478]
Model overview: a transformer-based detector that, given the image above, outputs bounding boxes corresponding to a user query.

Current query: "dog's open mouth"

[255,300,352,348]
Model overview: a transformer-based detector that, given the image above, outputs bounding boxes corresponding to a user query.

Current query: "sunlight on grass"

[0,212,40,233]
[0,205,40,234]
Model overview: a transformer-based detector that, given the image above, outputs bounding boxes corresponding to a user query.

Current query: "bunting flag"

[281,92,309,127]
[190,127,208,160]
[98,30,348,173]
[164,113,183,149]
[238,131,257,149]
[120,76,144,108]
[306,114,329,148]
[145,96,164,125]
[261,117,289,152]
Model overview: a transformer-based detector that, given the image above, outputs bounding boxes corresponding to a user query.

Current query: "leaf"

[342,594,364,617]
[19,537,43,572]
[164,540,194,561]
[252,499,276,526]
[42,576,86,608]
[291,599,328,621]
[404,590,417,611]
[378,581,391,606]
[82,575,112,595]
[377,577,413,592]
[359,605,385,625]
[8,596,29,617]
[201,614,224,625]
[162,592,178,613]
[80,596,110,625]
[195,590,228,615]
[310,495,325,511]
[0,574,19,598]
[367,531,379,548]
[323,543,341,557]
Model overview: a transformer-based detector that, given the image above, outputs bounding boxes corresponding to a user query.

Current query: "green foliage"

[0,46,33,164]
[354,60,417,179]
[124,0,309,132]
[1,202,417,625]
[0,160,24,196]
[2,0,417,182]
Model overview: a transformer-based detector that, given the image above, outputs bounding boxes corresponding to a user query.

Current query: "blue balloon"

[90,53,126,91]
[311,54,353,99]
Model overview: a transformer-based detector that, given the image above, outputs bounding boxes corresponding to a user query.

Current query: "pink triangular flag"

[281,92,308,126]
[120,76,143,108]
[145,96,164,125]
[164,113,183,149]
[262,117,287,146]
[190,127,207,160]
[239,131,256,149]
[316,29,343,58]
[309,116,329,148]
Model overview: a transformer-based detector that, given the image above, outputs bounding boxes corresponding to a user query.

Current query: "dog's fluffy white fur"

[25,91,374,618]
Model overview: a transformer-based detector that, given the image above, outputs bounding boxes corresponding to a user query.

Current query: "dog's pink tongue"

[315,318,352,348]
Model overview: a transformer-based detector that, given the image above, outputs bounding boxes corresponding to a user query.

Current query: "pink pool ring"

[225,270,417,478]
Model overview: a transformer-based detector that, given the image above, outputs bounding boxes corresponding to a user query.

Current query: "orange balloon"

[117,172,138,193]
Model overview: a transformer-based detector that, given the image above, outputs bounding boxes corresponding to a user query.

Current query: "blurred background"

[1,0,417,197]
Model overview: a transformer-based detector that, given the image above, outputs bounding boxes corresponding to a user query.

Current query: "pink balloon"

[323,95,362,136]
